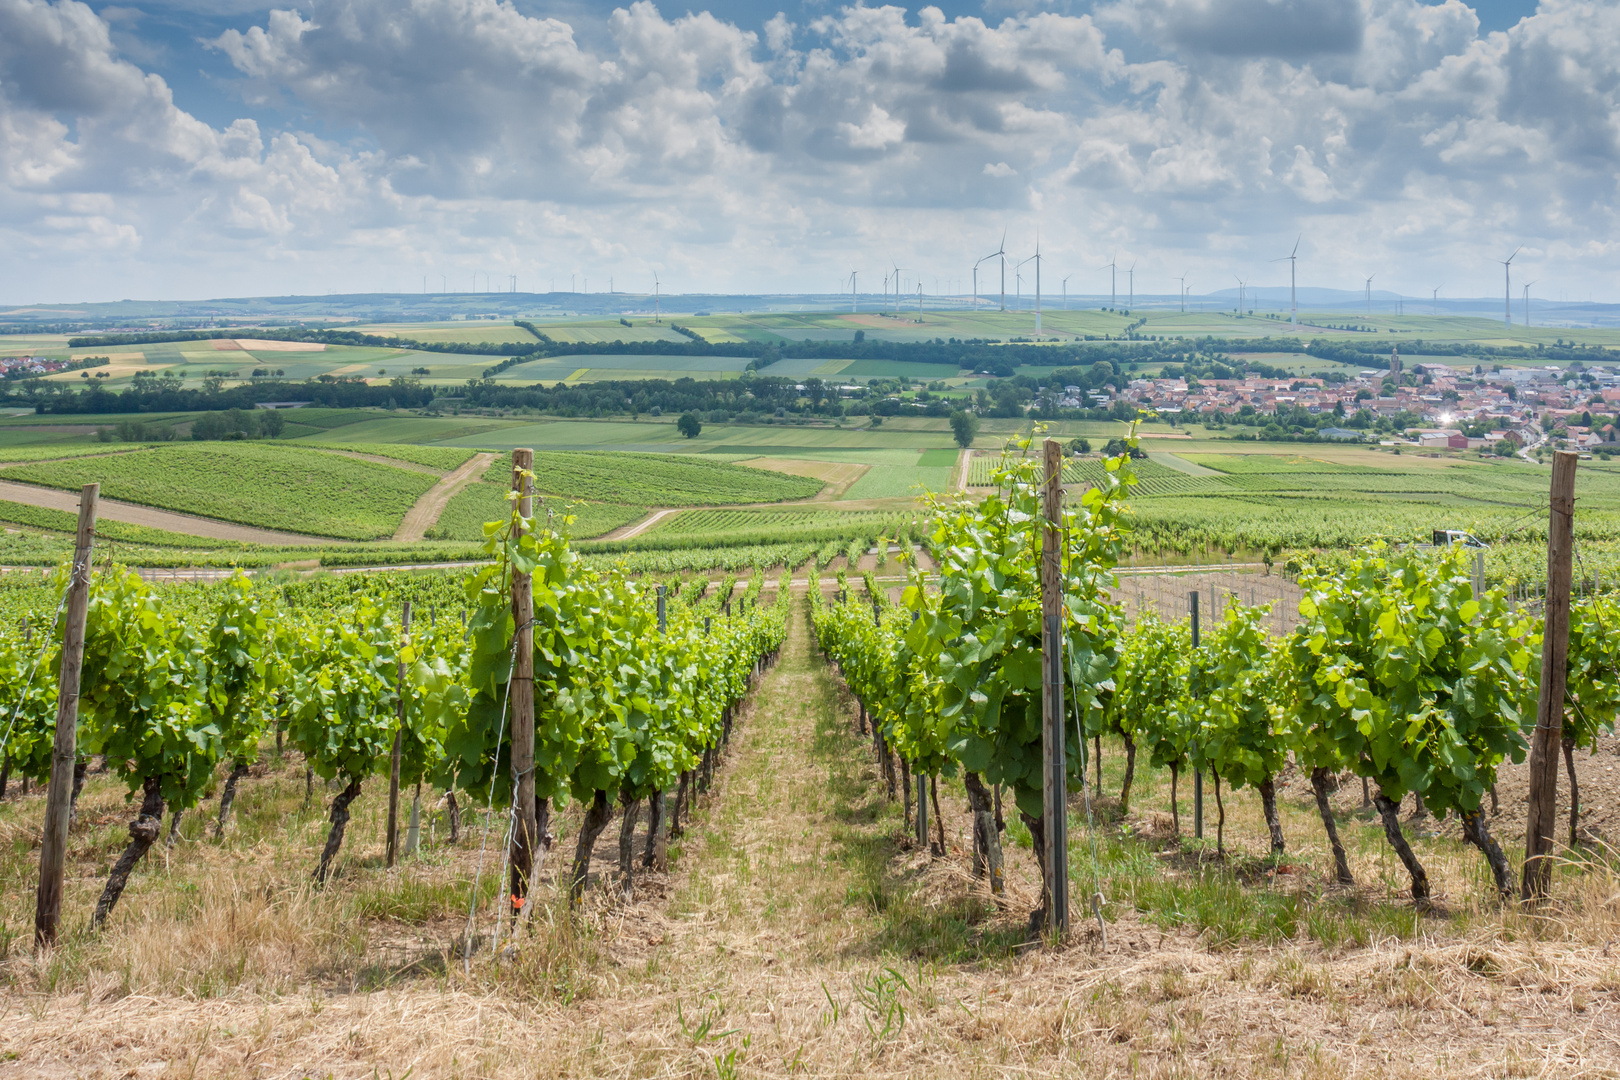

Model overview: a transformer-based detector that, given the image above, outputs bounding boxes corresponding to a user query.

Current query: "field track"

[0,480,324,545]
[602,506,682,541]
[392,452,497,542]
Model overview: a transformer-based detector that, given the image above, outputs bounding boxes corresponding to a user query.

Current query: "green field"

[0,443,438,540]
[6,300,1620,574]
[428,479,642,542]
[490,450,823,506]
[14,306,1620,399]
[490,354,753,382]
[593,506,918,551]
[351,322,541,345]
[297,442,479,470]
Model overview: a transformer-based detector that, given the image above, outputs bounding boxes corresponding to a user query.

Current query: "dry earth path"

[0,479,325,545]
[391,451,497,541]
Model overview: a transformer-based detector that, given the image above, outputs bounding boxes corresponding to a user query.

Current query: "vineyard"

[1,441,1618,1075]
[487,451,823,506]
[3,492,787,958]
[814,440,1620,927]
[967,448,1620,573]
[590,507,922,553]
[0,443,441,541]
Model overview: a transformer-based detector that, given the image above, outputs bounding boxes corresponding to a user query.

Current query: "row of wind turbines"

[844,235,1540,329]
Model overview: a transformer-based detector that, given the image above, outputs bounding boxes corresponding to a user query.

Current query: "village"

[1085,355,1620,454]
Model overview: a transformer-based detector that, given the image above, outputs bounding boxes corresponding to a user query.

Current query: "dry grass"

[1,598,1619,1077]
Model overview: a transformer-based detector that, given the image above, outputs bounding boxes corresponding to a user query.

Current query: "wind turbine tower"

[1062,273,1072,312]
[1178,273,1188,313]
[1018,242,1044,332]
[1288,238,1299,324]
[654,273,661,323]
[1523,282,1536,327]
[1499,248,1520,326]
[1233,276,1245,315]
[849,270,859,314]
[1272,237,1301,325]
[1127,261,1136,311]
[1102,253,1117,308]
[997,232,1008,312]
[1364,274,1374,318]
[1432,284,1441,317]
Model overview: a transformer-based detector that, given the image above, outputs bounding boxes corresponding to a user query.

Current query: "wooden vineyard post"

[916,763,929,849]
[509,449,538,915]
[34,483,97,950]
[1040,438,1069,936]
[1190,591,1202,840]
[1524,450,1577,901]
[385,600,413,867]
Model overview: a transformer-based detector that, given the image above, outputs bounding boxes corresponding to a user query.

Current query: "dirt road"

[392,452,497,541]
[0,480,325,545]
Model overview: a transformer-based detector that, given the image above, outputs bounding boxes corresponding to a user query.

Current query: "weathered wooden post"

[34,483,97,950]
[1040,438,1069,936]
[509,449,538,914]
[1524,450,1577,900]
[1191,590,1203,840]
[386,600,413,867]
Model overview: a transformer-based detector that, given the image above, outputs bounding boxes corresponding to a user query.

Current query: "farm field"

[428,477,643,542]
[9,309,1620,402]
[489,353,753,382]
[0,443,439,540]
[349,321,542,345]
[523,320,688,344]
[496,450,824,506]
[607,506,919,550]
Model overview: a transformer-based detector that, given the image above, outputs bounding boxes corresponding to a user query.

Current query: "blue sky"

[2,1,1606,304]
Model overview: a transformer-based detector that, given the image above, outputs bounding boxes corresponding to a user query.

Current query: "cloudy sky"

[8,0,1611,305]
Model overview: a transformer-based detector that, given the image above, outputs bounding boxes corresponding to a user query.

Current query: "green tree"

[677,412,702,438]
[948,409,978,448]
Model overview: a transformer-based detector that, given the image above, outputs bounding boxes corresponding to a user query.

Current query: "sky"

[8,0,1612,306]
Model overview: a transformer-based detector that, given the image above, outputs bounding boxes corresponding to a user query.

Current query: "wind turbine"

[1101,253,1117,308]
[1127,261,1136,311]
[1522,281,1536,327]
[1499,248,1520,326]
[1271,236,1300,325]
[1364,274,1374,318]
[1062,273,1073,312]
[849,270,860,314]
[892,264,910,318]
[654,273,661,323]
[1178,273,1188,313]
[995,231,1007,311]
[972,253,994,310]
[1431,284,1442,317]
[1233,276,1245,315]
[1019,241,1043,332]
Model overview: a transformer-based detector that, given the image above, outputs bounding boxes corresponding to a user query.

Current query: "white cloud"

[4,0,1620,302]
